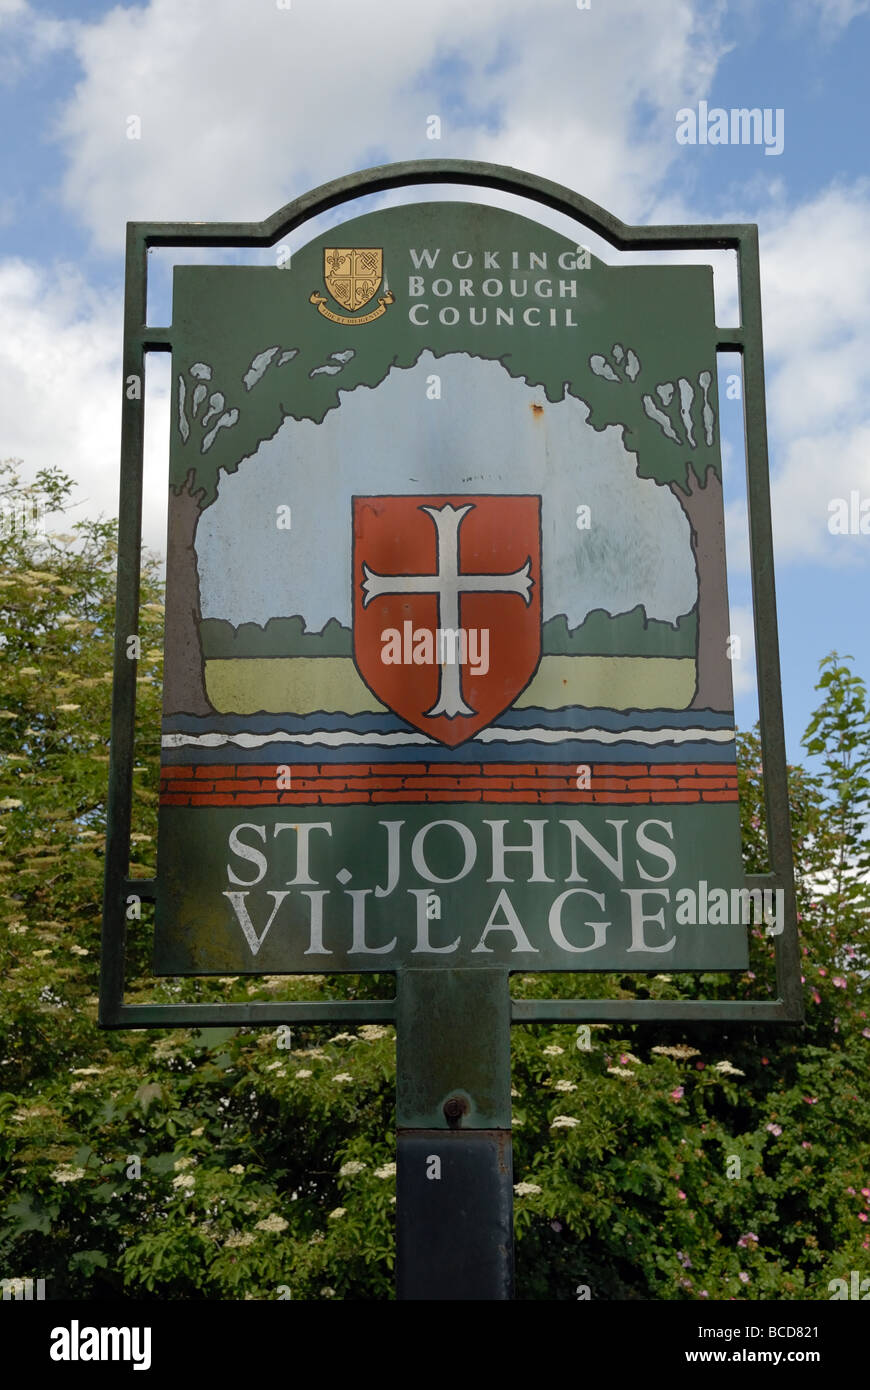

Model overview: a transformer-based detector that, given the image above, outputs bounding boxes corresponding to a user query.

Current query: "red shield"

[353,495,542,746]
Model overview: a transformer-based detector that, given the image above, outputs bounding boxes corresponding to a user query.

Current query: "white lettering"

[623,889,675,953]
[548,889,610,952]
[471,889,538,953]
[486,819,553,883]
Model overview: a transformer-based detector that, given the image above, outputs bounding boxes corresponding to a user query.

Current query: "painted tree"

[585,346,731,711]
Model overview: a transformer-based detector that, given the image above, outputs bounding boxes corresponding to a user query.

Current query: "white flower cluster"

[255,1214,288,1233]
[651,1044,701,1060]
[224,1231,255,1249]
[339,1160,367,1177]
[550,1116,579,1129]
[514,1181,542,1196]
[713,1060,745,1077]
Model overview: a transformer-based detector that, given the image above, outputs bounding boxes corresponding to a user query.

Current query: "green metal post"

[395,968,514,1299]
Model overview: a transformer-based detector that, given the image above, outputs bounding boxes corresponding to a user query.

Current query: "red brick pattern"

[160,761,738,807]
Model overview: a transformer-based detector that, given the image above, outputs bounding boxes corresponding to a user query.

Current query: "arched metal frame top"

[101,160,802,1029]
[136,157,748,252]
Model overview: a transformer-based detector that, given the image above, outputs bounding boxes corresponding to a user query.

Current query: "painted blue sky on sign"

[197,352,697,633]
[0,0,868,759]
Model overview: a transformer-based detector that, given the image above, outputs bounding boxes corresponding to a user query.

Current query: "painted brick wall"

[160,762,738,807]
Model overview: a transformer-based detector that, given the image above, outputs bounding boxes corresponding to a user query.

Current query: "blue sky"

[1,0,868,763]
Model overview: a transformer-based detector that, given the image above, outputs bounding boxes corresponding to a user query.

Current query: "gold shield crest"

[310,247,394,325]
[324,248,382,312]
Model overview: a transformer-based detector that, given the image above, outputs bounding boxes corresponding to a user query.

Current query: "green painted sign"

[154,199,756,976]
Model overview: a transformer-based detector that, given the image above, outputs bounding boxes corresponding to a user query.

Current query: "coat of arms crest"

[310,247,394,325]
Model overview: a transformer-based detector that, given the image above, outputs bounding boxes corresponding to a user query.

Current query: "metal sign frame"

[99,158,803,1030]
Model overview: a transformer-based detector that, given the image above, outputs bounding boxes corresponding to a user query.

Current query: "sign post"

[396,968,513,1298]
[101,160,802,1300]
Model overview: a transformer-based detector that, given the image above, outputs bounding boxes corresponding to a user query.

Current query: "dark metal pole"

[395,968,514,1300]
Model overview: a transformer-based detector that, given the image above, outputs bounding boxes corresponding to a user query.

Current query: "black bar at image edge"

[5,1296,864,1375]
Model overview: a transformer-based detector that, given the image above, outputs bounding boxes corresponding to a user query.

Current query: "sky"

[1,0,868,762]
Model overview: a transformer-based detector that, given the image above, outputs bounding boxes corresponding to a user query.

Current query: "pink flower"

[861,1189,870,1198]
[700,1289,709,1298]
[745,971,756,980]
[670,1086,685,1101]
[761,1057,769,1066]
[766,1123,782,1136]
[833,977,847,989]
[859,1213,868,1223]
[862,1029,870,1039]
[818,967,827,976]
[550,1220,563,1232]
[677,1190,686,1200]
[737,1233,758,1248]
[803,1096,818,1105]
[802,1141,812,1149]
[811,991,821,1005]
[846,1187,856,1195]
[738,1271,750,1283]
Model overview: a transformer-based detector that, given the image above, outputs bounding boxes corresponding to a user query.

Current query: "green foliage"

[0,464,868,1301]
[200,615,352,659]
[542,606,697,658]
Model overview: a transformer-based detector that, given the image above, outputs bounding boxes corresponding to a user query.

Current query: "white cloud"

[660,180,870,570]
[0,257,169,559]
[53,0,729,253]
[753,185,870,563]
[760,185,870,432]
[0,0,69,78]
[794,0,870,33]
[770,425,870,561]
